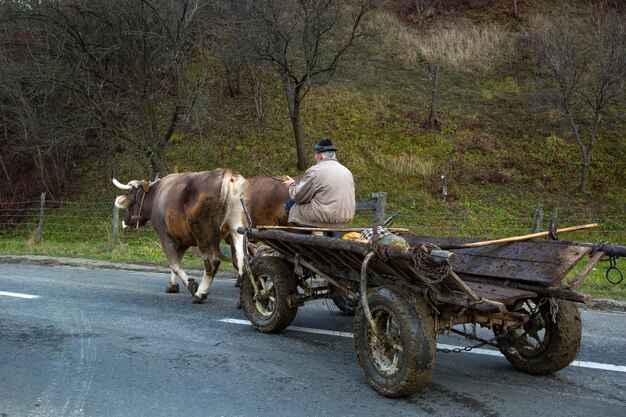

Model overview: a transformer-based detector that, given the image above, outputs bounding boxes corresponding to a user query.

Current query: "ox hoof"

[235,299,242,309]
[186,279,199,295]
[192,293,208,304]
[165,283,180,293]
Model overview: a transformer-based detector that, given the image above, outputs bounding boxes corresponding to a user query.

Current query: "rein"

[257,161,288,182]
[136,188,147,229]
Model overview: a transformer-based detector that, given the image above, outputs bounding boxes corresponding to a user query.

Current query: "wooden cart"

[236,226,625,397]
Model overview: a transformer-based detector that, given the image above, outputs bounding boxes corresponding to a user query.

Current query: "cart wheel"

[354,286,435,397]
[332,294,359,316]
[494,298,582,375]
[241,257,298,333]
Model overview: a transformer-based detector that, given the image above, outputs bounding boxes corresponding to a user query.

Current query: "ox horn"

[112,177,133,191]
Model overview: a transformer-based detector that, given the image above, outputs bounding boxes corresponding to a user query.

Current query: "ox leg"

[160,238,197,295]
[230,231,247,287]
[165,272,180,293]
[167,263,198,295]
[193,250,221,304]
[166,245,188,293]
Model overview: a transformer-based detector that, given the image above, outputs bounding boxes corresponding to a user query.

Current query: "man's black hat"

[313,138,337,153]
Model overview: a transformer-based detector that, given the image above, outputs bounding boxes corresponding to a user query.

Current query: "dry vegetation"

[372,10,513,70]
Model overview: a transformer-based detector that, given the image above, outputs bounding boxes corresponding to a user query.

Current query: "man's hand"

[282,176,295,189]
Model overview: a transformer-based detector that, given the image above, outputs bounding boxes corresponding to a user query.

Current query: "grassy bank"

[1,237,623,300]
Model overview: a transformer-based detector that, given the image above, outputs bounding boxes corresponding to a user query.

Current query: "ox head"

[113,177,153,229]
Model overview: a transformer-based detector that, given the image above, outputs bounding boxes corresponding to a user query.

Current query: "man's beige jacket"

[288,157,355,228]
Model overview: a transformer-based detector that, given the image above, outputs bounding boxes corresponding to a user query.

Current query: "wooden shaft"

[442,223,598,249]
[567,251,604,290]
[256,225,410,233]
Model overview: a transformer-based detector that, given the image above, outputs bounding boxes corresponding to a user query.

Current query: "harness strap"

[137,189,147,229]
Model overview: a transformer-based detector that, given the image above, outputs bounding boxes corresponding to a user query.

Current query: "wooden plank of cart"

[236,224,626,397]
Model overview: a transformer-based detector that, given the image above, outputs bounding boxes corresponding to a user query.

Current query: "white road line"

[220,318,626,373]
[0,290,40,299]
[220,318,354,338]
[571,360,626,373]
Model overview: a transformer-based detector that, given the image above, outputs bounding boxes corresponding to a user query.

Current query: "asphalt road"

[0,263,625,417]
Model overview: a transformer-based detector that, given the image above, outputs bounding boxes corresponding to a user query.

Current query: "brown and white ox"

[113,169,249,303]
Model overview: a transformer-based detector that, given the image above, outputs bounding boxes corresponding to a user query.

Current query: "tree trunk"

[579,154,589,192]
[0,120,14,196]
[564,107,593,193]
[284,80,307,170]
[0,152,14,197]
[429,66,438,120]
[149,149,167,180]
[422,65,441,131]
[221,49,237,98]
[247,62,263,118]
[235,63,242,96]
[33,148,55,200]
[99,129,112,192]
[291,108,306,171]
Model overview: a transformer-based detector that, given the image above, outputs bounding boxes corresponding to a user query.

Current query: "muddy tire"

[332,294,359,316]
[354,286,435,397]
[494,298,582,375]
[241,257,298,333]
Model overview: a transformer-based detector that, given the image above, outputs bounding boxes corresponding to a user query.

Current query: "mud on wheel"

[354,286,435,397]
[493,297,582,375]
[241,256,298,333]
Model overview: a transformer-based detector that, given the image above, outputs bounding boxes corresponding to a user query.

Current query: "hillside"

[2,1,625,211]
[119,2,625,223]
[1,0,624,299]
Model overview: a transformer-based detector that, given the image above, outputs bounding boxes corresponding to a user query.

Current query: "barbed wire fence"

[1,193,625,246]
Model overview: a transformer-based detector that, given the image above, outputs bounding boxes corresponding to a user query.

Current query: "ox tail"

[220,170,250,272]
[219,169,249,227]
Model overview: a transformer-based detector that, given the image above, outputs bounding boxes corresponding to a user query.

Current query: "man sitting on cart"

[282,138,355,230]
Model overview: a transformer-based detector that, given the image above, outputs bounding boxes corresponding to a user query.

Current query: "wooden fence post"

[372,192,387,226]
[35,192,45,244]
[532,209,544,233]
[112,205,120,243]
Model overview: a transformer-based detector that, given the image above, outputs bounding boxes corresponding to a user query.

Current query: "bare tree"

[2,0,209,179]
[410,0,438,19]
[417,25,511,130]
[209,1,267,118]
[531,10,626,192]
[239,0,379,170]
[0,3,83,199]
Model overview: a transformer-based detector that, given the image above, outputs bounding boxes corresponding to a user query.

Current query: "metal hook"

[606,257,623,285]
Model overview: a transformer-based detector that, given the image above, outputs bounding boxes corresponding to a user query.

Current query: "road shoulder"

[1,254,623,312]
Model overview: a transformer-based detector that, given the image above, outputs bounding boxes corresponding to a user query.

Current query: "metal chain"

[442,302,471,333]
[439,296,554,354]
[528,297,558,323]
[437,329,499,354]
[412,242,451,285]
[548,297,559,323]
[437,340,490,354]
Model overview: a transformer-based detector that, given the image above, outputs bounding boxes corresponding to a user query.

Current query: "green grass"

[1,211,624,300]
[0,230,222,272]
